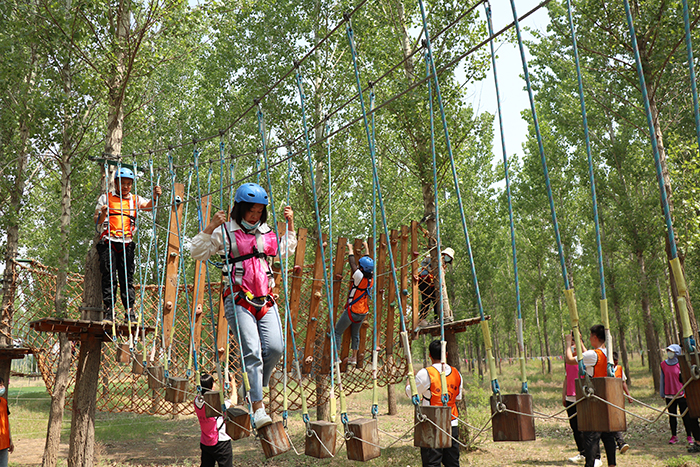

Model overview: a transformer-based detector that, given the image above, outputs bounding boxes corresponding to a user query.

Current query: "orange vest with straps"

[614,365,623,379]
[592,349,608,377]
[347,275,372,319]
[425,365,461,420]
[0,397,10,450]
[104,193,137,239]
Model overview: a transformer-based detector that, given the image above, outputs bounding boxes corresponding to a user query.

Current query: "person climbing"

[333,240,373,366]
[195,373,232,467]
[406,339,462,467]
[191,182,296,429]
[94,166,161,323]
[416,247,455,324]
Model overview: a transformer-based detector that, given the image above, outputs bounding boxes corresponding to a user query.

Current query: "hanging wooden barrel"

[203,391,223,418]
[414,406,451,449]
[146,365,164,390]
[305,420,336,458]
[165,376,188,404]
[347,418,381,462]
[259,421,291,458]
[490,394,536,441]
[678,356,700,417]
[576,377,626,432]
[116,343,130,364]
[225,406,252,440]
[131,353,145,375]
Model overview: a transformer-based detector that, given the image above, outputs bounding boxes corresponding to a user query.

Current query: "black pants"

[97,240,136,311]
[200,440,232,467]
[584,431,615,467]
[565,400,585,455]
[667,397,699,438]
[418,280,438,320]
[420,425,459,467]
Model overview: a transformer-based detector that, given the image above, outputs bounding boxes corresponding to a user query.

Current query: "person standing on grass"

[0,377,13,467]
[563,333,593,465]
[194,374,232,467]
[406,339,463,467]
[611,352,630,454]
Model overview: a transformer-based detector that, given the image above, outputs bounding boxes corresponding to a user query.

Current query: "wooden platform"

[29,318,155,343]
[0,347,33,360]
[414,315,489,337]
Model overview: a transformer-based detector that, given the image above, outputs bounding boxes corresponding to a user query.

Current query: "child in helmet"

[416,247,455,324]
[334,241,373,366]
[94,167,162,323]
[191,183,296,429]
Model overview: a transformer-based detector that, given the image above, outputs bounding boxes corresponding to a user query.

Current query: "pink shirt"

[661,360,684,398]
[194,396,231,446]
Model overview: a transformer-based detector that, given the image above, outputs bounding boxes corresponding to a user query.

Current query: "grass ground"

[8,353,700,466]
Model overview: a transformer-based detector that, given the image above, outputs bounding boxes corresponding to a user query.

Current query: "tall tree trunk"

[42,335,71,467]
[636,250,661,392]
[605,249,630,385]
[534,298,545,374]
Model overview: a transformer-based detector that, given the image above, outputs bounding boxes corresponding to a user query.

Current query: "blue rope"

[368,94,379,418]
[417,0,497,394]
[485,3,526,393]
[682,0,700,158]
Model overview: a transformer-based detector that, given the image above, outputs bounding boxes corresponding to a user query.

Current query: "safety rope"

[103,162,118,341]
[368,95,379,419]
[417,0,497,393]
[484,2,527,394]
[682,0,700,161]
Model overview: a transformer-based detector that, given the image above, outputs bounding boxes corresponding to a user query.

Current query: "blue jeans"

[224,295,284,402]
[334,309,366,352]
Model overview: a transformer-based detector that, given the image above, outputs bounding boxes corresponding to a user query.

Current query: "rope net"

[9,224,435,416]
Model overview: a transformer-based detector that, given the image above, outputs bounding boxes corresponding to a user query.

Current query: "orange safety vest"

[425,365,461,420]
[103,193,138,239]
[346,275,372,322]
[0,397,9,450]
[614,365,623,379]
[592,348,608,377]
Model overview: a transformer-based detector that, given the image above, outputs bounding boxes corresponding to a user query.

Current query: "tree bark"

[636,250,661,392]
[42,334,71,467]
[534,299,545,374]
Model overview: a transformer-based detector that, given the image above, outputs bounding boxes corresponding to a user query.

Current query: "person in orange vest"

[581,324,616,467]
[611,352,630,454]
[333,241,373,366]
[94,167,161,323]
[406,339,462,467]
[0,377,13,467]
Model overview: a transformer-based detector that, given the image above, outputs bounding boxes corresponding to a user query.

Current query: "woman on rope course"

[333,240,373,367]
[191,182,296,429]
[94,166,162,323]
[660,344,700,450]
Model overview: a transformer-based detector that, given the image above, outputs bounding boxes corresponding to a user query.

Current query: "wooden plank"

[411,221,420,333]
[302,234,327,374]
[259,421,291,458]
[490,393,536,441]
[162,183,185,351]
[305,420,337,458]
[680,355,700,417]
[192,195,211,359]
[346,418,381,461]
[414,406,452,449]
[385,230,399,360]
[321,237,347,374]
[575,377,626,432]
[374,234,387,350]
[216,288,228,356]
[286,228,307,366]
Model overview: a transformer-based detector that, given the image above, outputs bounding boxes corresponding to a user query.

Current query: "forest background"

[1,0,699,399]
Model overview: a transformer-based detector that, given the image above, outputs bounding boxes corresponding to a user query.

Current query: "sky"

[468,0,551,171]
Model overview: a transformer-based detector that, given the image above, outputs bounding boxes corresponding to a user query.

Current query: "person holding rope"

[416,248,455,325]
[191,182,296,429]
[94,167,162,323]
[406,339,462,467]
[333,240,373,366]
[194,373,232,467]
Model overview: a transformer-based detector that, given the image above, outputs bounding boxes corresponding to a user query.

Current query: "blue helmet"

[358,255,374,273]
[235,183,269,205]
[114,167,135,180]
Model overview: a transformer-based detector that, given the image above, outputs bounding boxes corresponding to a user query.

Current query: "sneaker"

[567,453,585,464]
[594,459,603,467]
[670,435,679,444]
[688,443,700,453]
[619,443,629,454]
[125,313,137,324]
[689,436,694,445]
[253,408,272,429]
[347,358,357,366]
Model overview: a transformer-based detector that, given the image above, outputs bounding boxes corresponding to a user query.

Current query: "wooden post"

[165,376,188,404]
[680,355,700,417]
[302,234,327,374]
[375,234,387,347]
[346,418,381,461]
[321,237,347,374]
[67,333,102,467]
[203,391,223,418]
[259,421,291,458]
[411,221,420,332]
[147,365,164,390]
[116,343,130,364]
[490,394,536,441]
[414,406,452,449]
[162,183,185,351]
[305,420,337,458]
[191,195,211,361]
[216,289,228,358]
[287,228,307,366]
[575,378,626,432]
[225,406,252,440]
[386,230,399,357]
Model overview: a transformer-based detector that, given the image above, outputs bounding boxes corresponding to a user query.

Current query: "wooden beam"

[385,230,399,357]
[162,183,185,351]
[302,234,327,374]
[321,237,347,374]
[192,195,211,360]
[411,221,420,332]
[286,228,307,367]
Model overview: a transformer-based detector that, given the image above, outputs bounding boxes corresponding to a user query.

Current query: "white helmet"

[442,247,455,261]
